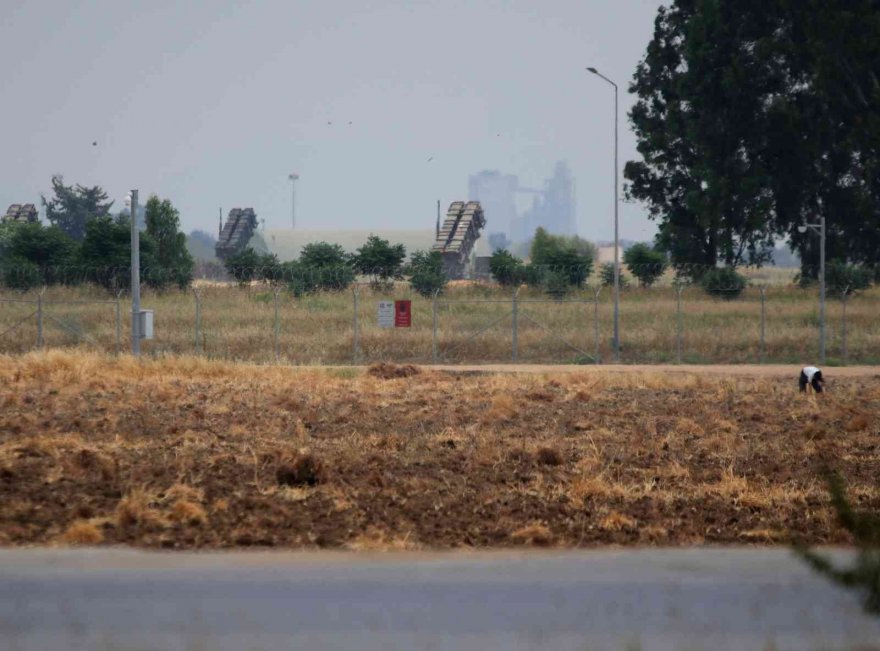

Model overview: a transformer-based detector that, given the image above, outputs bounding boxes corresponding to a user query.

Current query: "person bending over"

[799,366,825,393]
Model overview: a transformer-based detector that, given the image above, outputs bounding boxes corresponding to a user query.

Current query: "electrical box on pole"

[138,310,154,340]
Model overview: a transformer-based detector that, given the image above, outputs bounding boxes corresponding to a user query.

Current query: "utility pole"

[130,189,140,356]
[436,200,441,237]
[587,66,621,362]
[289,173,299,229]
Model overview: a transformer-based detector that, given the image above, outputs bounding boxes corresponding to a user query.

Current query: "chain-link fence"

[0,265,875,365]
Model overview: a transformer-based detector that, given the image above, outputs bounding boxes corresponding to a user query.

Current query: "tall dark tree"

[78,215,158,291]
[770,0,880,279]
[41,175,114,241]
[626,1,880,279]
[144,195,194,289]
[625,2,781,276]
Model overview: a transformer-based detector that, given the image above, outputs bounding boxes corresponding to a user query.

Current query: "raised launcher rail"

[432,201,485,279]
[215,208,258,260]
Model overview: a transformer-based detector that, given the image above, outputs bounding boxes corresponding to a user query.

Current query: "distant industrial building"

[468,161,576,247]
[468,171,518,242]
[511,161,576,241]
[2,203,38,224]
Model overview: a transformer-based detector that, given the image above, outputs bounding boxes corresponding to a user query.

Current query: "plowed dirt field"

[1,352,878,549]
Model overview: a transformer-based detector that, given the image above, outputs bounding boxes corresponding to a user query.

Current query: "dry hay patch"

[1,353,879,550]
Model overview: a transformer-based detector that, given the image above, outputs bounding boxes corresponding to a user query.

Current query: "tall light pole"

[799,215,826,364]
[288,173,299,229]
[128,189,141,356]
[587,66,620,362]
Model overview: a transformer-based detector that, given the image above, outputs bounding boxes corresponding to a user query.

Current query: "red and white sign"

[394,300,412,328]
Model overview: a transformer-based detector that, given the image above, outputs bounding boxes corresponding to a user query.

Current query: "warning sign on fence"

[395,300,412,328]
[377,301,394,328]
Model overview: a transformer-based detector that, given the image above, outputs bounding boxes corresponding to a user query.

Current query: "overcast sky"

[1,0,663,242]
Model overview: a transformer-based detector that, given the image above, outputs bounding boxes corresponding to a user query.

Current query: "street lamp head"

[797,225,807,234]
[289,173,299,181]
[587,67,598,74]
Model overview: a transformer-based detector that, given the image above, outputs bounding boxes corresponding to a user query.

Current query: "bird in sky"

[92,141,97,146]
[427,157,433,162]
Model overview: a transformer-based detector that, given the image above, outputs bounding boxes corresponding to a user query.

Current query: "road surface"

[1,548,878,651]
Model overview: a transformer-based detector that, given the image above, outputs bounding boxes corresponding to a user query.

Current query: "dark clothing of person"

[799,367,824,393]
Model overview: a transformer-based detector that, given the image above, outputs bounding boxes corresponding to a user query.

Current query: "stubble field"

[0,352,878,550]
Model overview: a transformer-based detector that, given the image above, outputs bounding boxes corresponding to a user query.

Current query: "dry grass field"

[1,281,879,365]
[0,352,877,549]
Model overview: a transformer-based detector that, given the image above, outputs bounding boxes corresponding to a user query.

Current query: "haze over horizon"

[1,0,663,243]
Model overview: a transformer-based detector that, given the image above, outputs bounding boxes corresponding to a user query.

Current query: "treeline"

[223,235,449,297]
[225,228,601,297]
[0,176,193,291]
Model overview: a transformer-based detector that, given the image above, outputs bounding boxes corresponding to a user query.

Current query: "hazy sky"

[1,0,663,242]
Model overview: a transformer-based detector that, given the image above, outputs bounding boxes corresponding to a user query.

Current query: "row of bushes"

[0,196,193,292]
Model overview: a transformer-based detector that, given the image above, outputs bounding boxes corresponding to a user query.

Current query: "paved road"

[1,549,879,651]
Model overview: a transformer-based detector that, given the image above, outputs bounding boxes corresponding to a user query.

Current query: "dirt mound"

[367,363,421,379]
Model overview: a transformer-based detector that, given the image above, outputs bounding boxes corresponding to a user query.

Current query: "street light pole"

[587,66,620,361]
[129,189,140,357]
[799,215,826,364]
[288,173,299,229]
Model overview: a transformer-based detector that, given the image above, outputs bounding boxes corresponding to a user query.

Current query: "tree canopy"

[144,195,194,289]
[625,1,880,279]
[353,235,406,287]
[41,175,114,241]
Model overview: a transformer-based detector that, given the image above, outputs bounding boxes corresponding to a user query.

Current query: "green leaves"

[41,175,113,241]
[796,471,880,616]
[353,235,406,287]
[623,243,666,287]
[488,249,525,288]
[407,250,447,297]
[144,195,194,290]
[626,1,880,277]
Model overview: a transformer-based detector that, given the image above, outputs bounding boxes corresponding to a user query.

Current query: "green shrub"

[700,266,746,299]
[623,243,666,287]
[599,263,630,289]
[489,249,526,287]
[407,250,447,297]
[1,257,42,291]
[826,262,872,297]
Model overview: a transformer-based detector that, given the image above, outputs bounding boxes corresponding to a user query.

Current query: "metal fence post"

[759,286,766,364]
[432,290,439,363]
[353,286,360,364]
[193,288,202,354]
[36,288,44,350]
[675,284,684,364]
[841,287,849,365]
[273,286,281,362]
[115,290,123,354]
[593,286,602,365]
[511,288,519,362]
